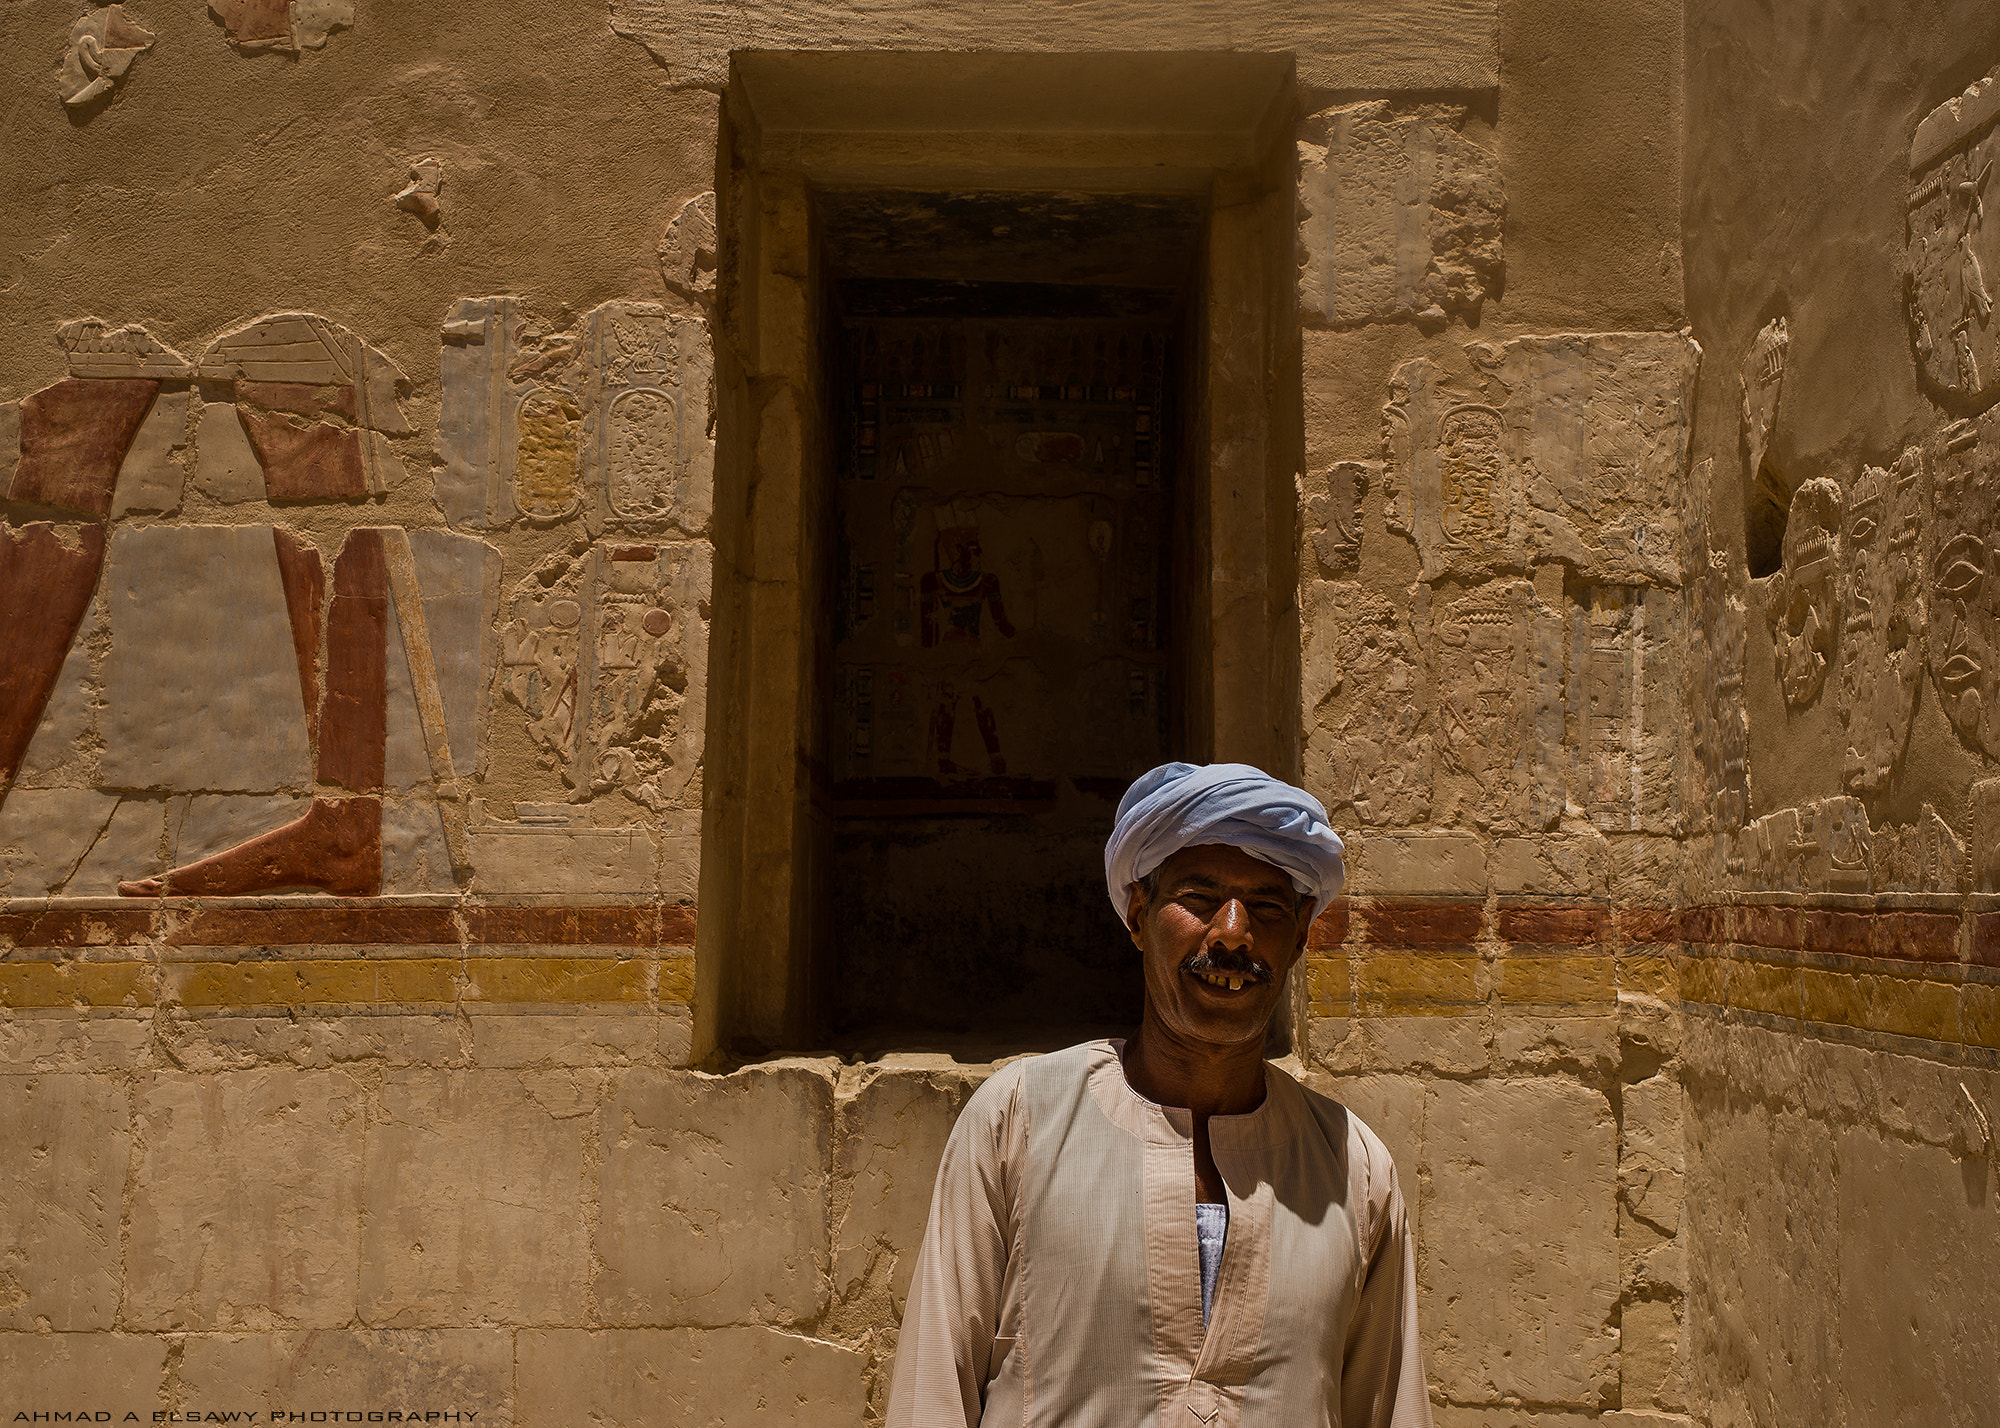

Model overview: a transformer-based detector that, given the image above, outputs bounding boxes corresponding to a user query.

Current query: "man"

[887,762,1432,1428]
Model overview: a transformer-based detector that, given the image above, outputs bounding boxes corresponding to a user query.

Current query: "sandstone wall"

[1670,3,2000,1425]
[3,0,1994,1423]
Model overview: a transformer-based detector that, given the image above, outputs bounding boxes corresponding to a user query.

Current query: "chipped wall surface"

[2,0,1996,1423]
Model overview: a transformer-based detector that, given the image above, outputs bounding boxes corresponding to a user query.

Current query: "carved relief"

[210,0,352,52]
[1297,103,1503,329]
[1873,804,1964,894]
[11,380,160,518]
[1837,449,1923,790]
[57,319,189,380]
[1303,581,1432,827]
[395,158,444,227]
[1577,585,1680,835]
[1431,579,1564,832]
[1686,461,1750,832]
[1737,797,1872,894]
[1763,476,1842,708]
[1741,318,1788,487]
[1383,333,1700,585]
[59,5,154,109]
[1908,68,2000,404]
[1303,461,1371,576]
[499,540,707,812]
[437,298,713,536]
[1925,411,2000,755]
[580,303,714,533]
[188,313,412,501]
[661,192,718,309]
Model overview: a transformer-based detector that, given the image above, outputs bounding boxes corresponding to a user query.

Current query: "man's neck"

[1121,1015,1269,1120]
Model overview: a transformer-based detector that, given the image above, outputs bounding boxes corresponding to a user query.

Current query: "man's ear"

[1125,884,1148,947]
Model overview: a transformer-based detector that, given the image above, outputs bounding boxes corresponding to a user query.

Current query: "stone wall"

[1670,3,2000,1425]
[3,0,1997,1423]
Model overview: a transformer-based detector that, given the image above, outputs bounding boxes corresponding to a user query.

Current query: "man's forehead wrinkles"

[1169,871,1296,899]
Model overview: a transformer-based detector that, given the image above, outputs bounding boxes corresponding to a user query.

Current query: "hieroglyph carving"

[438,298,713,536]
[1384,333,1700,585]
[1874,804,1963,894]
[1302,581,1432,826]
[1734,797,1872,894]
[1686,463,1750,831]
[1302,461,1371,577]
[1432,580,1564,832]
[210,0,352,52]
[1925,408,2000,755]
[59,5,154,109]
[1838,449,1923,790]
[1762,477,1842,709]
[499,539,709,812]
[1297,103,1503,329]
[1577,585,1680,835]
[1908,67,2000,404]
[580,303,714,532]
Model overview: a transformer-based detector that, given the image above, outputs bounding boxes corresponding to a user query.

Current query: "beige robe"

[887,1040,1433,1428]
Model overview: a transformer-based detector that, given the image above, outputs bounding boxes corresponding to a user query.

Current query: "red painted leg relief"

[0,523,105,797]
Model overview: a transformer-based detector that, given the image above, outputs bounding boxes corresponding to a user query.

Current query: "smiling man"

[887,762,1432,1428]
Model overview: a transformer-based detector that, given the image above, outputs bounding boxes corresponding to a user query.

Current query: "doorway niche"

[698,52,1304,1059]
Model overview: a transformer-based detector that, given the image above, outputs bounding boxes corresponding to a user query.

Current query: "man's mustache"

[1180,948,1273,983]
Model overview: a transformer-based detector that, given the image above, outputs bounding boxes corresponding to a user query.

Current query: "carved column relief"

[1578,585,1681,836]
[1837,449,1924,790]
[1384,333,1700,585]
[1926,411,2000,755]
[1432,580,1566,833]
[1302,581,1433,827]
[1909,68,2000,406]
[438,298,714,537]
[1763,477,1842,709]
[1297,103,1504,329]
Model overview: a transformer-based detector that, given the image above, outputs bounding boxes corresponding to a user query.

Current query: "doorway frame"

[695,51,1306,1057]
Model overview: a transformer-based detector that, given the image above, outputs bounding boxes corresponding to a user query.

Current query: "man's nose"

[1209,898,1251,950]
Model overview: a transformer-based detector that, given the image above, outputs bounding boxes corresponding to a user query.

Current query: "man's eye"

[1251,902,1293,919]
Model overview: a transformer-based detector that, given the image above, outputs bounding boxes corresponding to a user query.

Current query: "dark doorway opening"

[818,189,1202,1050]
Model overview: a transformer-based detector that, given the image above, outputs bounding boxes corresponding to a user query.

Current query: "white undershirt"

[1195,1201,1229,1324]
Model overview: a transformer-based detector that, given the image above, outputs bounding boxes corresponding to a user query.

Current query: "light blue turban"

[1105,762,1346,920]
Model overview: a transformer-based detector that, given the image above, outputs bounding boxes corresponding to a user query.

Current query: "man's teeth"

[1196,971,1246,990]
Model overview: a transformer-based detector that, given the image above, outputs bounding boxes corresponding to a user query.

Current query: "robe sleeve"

[886,1061,1026,1428]
[1340,1137,1434,1428]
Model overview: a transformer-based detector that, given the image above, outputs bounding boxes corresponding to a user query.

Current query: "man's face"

[1126,843,1311,1050]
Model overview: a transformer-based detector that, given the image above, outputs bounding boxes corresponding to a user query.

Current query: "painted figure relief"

[0,301,713,900]
[833,316,1171,803]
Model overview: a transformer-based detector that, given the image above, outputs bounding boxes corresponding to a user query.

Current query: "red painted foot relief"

[117,795,382,898]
